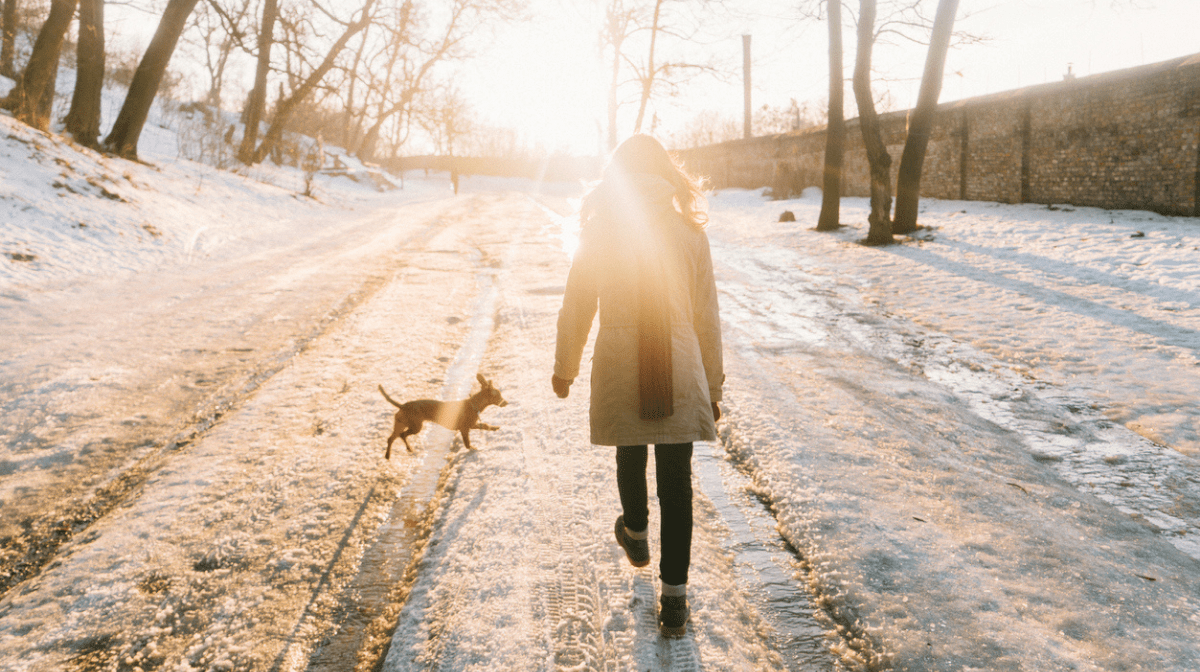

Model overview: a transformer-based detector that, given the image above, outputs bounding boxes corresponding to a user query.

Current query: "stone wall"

[677,53,1200,216]
[386,154,603,183]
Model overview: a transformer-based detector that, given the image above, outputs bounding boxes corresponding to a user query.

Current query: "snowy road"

[1,181,1199,671]
[0,189,840,671]
[0,190,494,669]
[0,192,460,589]
[707,192,1200,670]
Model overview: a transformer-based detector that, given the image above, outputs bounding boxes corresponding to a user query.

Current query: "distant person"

[552,134,724,638]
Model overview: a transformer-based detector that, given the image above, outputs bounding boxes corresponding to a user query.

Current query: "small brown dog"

[378,374,508,459]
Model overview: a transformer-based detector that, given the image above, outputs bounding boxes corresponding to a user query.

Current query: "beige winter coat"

[554,173,724,446]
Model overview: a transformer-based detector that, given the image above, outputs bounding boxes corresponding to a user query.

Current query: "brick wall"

[677,53,1200,217]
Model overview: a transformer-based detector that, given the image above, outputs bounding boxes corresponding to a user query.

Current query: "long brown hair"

[583,134,709,230]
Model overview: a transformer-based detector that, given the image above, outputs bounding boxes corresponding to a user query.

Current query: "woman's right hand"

[552,375,572,399]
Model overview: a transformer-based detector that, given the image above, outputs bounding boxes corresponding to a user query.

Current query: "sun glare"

[528,197,583,259]
[462,8,609,156]
[561,197,583,258]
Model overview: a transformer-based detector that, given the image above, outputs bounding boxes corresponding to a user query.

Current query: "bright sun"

[459,7,609,156]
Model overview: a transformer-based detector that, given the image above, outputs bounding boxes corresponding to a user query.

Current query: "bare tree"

[601,0,635,150]
[800,0,978,235]
[816,0,845,231]
[418,83,471,192]
[630,0,663,135]
[1,0,77,131]
[237,0,279,162]
[852,0,894,245]
[670,109,739,148]
[461,123,521,158]
[243,0,378,164]
[237,0,517,164]
[346,0,427,161]
[63,0,104,147]
[628,0,716,137]
[104,0,203,158]
[418,84,470,155]
[601,0,717,147]
[336,12,373,151]
[891,0,958,233]
[670,100,817,149]
[754,99,820,136]
[348,0,523,162]
[1,0,17,78]
[184,0,254,111]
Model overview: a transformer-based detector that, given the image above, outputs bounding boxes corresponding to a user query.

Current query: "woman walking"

[552,134,724,638]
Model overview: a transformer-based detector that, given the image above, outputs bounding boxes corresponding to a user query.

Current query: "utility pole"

[743,34,751,139]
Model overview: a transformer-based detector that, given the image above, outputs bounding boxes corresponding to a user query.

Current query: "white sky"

[456,0,1200,154]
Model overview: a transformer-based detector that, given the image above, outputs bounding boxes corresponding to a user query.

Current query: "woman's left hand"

[711,402,721,423]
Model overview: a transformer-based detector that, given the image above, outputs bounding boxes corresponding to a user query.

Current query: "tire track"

[0,213,452,601]
[306,204,506,672]
[373,192,827,670]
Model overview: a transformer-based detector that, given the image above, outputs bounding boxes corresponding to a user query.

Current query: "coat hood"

[587,172,679,228]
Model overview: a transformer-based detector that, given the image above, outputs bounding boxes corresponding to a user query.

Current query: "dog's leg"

[475,422,499,431]
[460,428,473,450]
[401,419,423,453]
[386,413,409,460]
[400,432,417,452]
[386,430,401,459]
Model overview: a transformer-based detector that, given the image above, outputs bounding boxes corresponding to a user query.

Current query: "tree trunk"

[892,0,958,234]
[247,0,376,165]
[816,0,844,232]
[238,0,278,163]
[64,0,104,147]
[355,91,412,163]
[852,0,893,245]
[1,0,17,79]
[103,0,200,158]
[1,0,77,131]
[204,52,227,110]
[605,3,624,151]
[632,0,663,135]
[342,21,370,152]
[358,122,381,163]
[203,21,238,111]
[358,92,409,163]
[607,41,620,150]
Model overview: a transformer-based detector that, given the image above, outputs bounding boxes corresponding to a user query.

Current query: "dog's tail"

[378,384,403,408]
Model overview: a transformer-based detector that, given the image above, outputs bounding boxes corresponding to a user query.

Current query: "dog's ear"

[477,373,489,387]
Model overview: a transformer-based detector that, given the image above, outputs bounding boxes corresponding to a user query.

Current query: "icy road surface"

[1,182,1198,671]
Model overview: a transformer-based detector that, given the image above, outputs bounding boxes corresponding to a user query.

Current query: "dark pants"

[616,442,693,586]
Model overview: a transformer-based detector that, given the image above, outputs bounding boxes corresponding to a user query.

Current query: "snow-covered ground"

[1,99,1199,671]
[706,190,1200,669]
